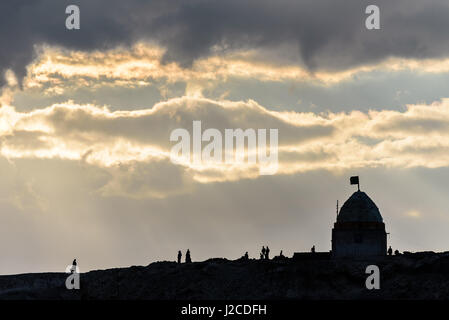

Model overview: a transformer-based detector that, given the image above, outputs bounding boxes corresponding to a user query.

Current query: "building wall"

[332,228,386,258]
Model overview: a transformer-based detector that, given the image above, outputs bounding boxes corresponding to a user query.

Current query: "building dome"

[337,191,383,223]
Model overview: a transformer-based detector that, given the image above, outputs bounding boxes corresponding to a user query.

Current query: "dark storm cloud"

[2,0,449,86]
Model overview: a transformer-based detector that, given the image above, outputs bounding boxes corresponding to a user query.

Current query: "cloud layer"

[23,44,449,95]
[1,96,449,197]
[3,0,449,86]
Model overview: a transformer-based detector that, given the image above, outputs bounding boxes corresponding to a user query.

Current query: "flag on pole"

[350,176,360,191]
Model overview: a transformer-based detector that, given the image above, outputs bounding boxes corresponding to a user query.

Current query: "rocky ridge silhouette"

[1,252,449,299]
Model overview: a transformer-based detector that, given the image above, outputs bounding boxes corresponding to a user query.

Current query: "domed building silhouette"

[332,187,387,258]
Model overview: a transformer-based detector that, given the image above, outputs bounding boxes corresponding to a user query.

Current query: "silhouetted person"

[261,246,266,259]
[311,245,315,253]
[265,246,270,260]
[244,252,249,260]
[388,246,393,256]
[177,250,182,264]
[71,259,77,273]
[394,249,400,255]
[185,249,192,263]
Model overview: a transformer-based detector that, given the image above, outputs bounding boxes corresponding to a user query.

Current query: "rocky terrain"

[1,252,449,299]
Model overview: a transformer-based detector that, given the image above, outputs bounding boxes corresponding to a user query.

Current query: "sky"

[1,0,449,274]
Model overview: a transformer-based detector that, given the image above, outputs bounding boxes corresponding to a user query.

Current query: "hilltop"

[1,252,449,299]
